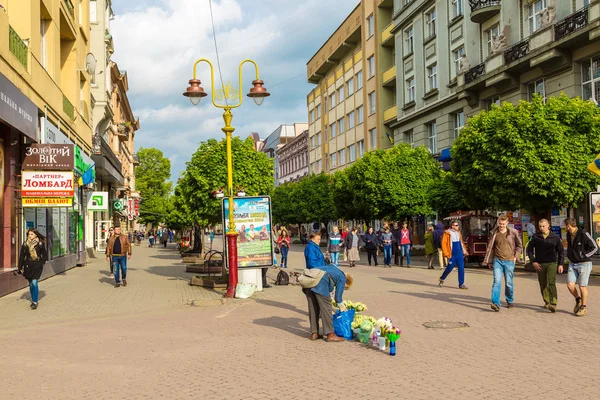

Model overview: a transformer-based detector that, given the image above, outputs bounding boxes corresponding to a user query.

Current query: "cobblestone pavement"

[2,240,600,399]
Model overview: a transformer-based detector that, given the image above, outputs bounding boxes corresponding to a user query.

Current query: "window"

[528,0,547,34]
[453,47,465,78]
[357,106,364,124]
[406,77,415,103]
[527,78,546,101]
[337,86,344,103]
[368,91,376,115]
[40,19,49,70]
[425,8,436,38]
[348,144,356,162]
[348,111,355,129]
[338,118,345,134]
[339,149,346,165]
[330,93,335,109]
[369,128,377,149]
[317,159,322,173]
[347,77,354,96]
[90,0,97,22]
[487,96,501,110]
[330,122,337,138]
[427,122,437,154]
[358,140,365,158]
[451,0,463,19]
[427,64,438,92]
[316,132,321,146]
[453,111,465,139]
[404,130,414,147]
[582,57,600,103]
[331,153,337,169]
[404,26,414,55]
[368,56,375,79]
[367,14,374,38]
[356,70,363,90]
[485,24,500,58]
[316,104,321,119]
[309,109,314,124]
[310,135,315,149]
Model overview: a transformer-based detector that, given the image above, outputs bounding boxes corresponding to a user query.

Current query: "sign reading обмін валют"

[22,144,74,170]
[21,171,74,197]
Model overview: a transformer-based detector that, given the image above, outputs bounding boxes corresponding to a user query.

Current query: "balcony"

[383,104,397,123]
[382,65,396,87]
[504,39,529,65]
[63,0,75,19]
[468,0,501,24]
[133,153,140,166]
[381,22,395,47]
[464,63,485,84]
[9,26,28,70]
[555,7,589,41]
[63,94,75,120]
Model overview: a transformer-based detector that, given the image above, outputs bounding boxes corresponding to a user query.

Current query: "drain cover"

[423,321,469,329]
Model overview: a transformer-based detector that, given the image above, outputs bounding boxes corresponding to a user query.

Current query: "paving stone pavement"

[1,240,600,399]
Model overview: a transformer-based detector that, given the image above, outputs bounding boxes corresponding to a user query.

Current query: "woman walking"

[277,229,291,268]
[424,224,435,269]
[327,226,343,267]
[18,229,47,310]
[345,227,360,267]
[362,227,379,266]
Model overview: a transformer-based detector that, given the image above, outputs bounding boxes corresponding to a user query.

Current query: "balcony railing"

[63,0,75,18]
[469,0,501,12]
[133,153,140,165]
[468,0,501,23]
[63,94,74,120]
[9,26,28,69]
[555,7,589,41]
[464,63,485,84]
[504,39,529,64]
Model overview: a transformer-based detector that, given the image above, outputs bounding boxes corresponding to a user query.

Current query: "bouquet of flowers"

[352,317,375,343]
[351,314,376,330]
[387,327,402,343]
[375,317,393,336]
[332,300,368,313]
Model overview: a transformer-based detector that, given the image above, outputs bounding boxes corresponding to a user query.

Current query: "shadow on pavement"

[19,290,46,302]
[99,277,114,286]
[252,316,308,338]
[380,277,441,288]
[145,265,191,281]
[255,299,307,316]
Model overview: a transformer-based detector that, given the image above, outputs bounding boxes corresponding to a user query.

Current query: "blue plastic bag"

[333,309,355,340]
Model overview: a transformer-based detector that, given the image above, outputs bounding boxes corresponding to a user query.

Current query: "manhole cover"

[422,321,469,329]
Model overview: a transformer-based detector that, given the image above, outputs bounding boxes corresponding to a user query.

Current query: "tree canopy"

[134,148,172,225]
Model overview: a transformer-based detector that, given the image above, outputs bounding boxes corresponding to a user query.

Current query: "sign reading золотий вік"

[222,196,274,268]
[22,144,74,170]
[21,171,74,197]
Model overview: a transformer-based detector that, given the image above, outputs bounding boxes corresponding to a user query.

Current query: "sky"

[111,0,359,180]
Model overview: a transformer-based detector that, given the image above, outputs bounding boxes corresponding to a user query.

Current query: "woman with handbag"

[362,227,379,266]
[18,229,47,310]
[277,229,290,268]
[344,227,360,267]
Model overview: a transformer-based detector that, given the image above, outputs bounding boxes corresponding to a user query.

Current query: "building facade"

[306,0,396,175]
[0,0,95,295]
[389,0,597,159]
[276,130,309,185]
[261,123,307,186]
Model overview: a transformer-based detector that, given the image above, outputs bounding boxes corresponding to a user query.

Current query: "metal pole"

[222,108,238,298]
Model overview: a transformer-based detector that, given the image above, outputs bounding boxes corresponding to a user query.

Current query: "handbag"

[298,268,326,288]
[274,247,280,254]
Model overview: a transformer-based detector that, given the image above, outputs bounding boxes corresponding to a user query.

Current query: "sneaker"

[114,283,121,288]
[406,265,411,268]
[31,302,38,310]
[576,306,588,317]
[543,303,549,309]
[491,303,500,312]
[459,285,468,290]
[506,302,514,309]
[438,279,444,287]
[574,297,582,314]
[123,279,127,287]
[548,304,556,313]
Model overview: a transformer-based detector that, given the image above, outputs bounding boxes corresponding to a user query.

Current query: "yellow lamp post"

[183,59,270,298]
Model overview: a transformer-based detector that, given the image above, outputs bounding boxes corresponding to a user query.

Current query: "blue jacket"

[304,241,326,269]
[433,222,444,249]
[304,241,346,303]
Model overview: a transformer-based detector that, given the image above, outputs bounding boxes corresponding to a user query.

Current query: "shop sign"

[0,73,38,140]
[41,117,95,177]
[128,198,134,217]
[22,197,73,207]
[22,144,74,170]
[21,171,74,197]
[134,198,140,216]
[87,191,108,211]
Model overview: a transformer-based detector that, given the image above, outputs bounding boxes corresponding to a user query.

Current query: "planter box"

[190,276,228,288]
[186,264,223,274]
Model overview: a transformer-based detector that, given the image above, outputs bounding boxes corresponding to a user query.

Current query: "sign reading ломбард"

[21,171,74,197]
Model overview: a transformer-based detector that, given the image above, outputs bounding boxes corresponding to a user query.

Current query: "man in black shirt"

[526,218,564,312]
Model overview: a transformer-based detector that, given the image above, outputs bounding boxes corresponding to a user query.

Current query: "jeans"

[280,246,289,267]
[491,259,515,306]
[400,244,411,265]
[113,255,128,283]
[383,245,392,265]
[330,251,340,267]
[29,279,39,303]
[568,261,592,286]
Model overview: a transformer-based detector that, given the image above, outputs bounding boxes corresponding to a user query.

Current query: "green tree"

[135,148,172,225]
[451,94,600,214]
[428,171,469,217]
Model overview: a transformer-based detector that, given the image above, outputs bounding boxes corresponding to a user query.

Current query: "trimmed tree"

[135,148,172,225]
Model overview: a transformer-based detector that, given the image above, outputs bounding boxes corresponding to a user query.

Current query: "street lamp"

[183,59,270,298]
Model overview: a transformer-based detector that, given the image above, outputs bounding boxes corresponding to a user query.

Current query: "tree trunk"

[192,222,202,252]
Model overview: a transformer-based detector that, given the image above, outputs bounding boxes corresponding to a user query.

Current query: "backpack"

[275,269,289,286]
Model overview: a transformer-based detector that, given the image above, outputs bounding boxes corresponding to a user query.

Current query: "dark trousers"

[303,288,334,335]
[109,256,114,274]
[367,248,378,265]
[394,245,400,264]
[537,262,558,305]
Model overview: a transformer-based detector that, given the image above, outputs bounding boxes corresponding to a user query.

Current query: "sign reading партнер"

[21,171,74,197]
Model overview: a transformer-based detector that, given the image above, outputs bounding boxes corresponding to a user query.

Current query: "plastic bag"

[333,309,355,340]
[235,283,256,299]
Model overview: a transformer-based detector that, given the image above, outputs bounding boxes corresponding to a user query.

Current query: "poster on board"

[590,193,600,253]
[222,196,274,268]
